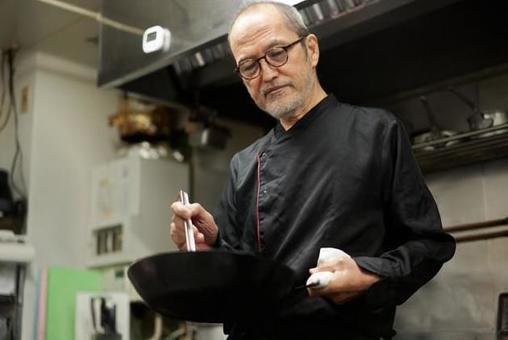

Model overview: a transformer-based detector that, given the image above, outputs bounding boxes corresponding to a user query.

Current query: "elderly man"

[170,2,455,339]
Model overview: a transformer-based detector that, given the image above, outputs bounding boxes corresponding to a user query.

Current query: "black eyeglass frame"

[234,36,307,80]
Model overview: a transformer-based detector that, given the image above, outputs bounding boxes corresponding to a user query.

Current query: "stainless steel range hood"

[98,0,242,89]
[98,0,314,88]
[98,0,460,91]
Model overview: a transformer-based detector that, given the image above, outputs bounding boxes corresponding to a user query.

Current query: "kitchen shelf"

[412,123,508,173]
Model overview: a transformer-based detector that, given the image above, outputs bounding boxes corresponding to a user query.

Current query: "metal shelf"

[412,124,508,173]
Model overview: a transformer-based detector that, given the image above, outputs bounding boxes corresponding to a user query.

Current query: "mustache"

[262,83,292,96]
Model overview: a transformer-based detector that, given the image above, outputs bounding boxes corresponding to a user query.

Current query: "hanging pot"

[412,96,459,150]
[448,87,508,137]
[448,87,493,131]
[477,110,508,138]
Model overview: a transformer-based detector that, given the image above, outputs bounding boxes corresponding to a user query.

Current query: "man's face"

[229,6,317,119]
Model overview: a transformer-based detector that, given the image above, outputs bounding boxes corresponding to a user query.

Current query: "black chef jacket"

[213,95,456,340]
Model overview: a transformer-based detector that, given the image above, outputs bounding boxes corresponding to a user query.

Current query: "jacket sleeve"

[212,154,241,251]
[354,116,456,308]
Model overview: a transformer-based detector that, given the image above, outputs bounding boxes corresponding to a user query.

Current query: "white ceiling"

[0,0,102,67]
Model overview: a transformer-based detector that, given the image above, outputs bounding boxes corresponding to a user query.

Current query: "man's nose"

[259,58,278,81]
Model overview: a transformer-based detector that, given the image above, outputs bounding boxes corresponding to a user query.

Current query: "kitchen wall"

[393,74,508,339]
[0,50,119,340]
[25,52,119,268]
[395,159,508,340]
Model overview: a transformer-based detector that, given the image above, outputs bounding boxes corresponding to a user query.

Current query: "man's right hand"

[170,200,218,251]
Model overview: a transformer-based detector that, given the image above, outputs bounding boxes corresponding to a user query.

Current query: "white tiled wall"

[395,159,508,338]
[483,159,508,220]
[426,164,487,227]
[394,70,508,340]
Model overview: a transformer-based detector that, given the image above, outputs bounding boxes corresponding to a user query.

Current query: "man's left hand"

[307,254,381,303]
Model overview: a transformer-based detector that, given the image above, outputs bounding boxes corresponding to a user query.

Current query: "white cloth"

[306,247,351,288]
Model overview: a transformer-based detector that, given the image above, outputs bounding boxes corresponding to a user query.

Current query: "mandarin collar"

[273,94,337,139]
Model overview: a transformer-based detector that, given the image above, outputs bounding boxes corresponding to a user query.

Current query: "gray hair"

[228,1,309,43]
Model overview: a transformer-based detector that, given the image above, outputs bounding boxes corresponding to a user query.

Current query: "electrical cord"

[0,54,5,118]
[0,53,11,133]
[8,50,27,203]
[0,49,27,209]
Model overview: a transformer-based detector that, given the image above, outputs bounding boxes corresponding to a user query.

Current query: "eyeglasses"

[235,36,306,80]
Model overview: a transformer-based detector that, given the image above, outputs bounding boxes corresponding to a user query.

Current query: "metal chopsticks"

[179,190,196,252]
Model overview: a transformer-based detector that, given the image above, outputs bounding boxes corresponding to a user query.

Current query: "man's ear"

[305,34,320,67]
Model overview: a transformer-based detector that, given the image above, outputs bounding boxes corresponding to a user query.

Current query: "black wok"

[127,250,296,324]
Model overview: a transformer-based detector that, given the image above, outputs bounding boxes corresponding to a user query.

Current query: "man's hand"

[170,201,218,251]
[307,253,380,303]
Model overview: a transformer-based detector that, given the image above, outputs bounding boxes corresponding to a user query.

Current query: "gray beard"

[264,75,314,120]
[265,96,303,119]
